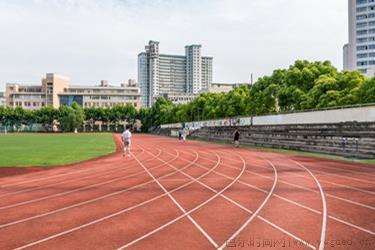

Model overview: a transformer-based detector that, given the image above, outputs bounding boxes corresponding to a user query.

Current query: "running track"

[0,134,374,249]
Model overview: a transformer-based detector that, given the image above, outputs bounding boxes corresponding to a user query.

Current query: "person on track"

[182,128,187,142]
[178,129,182,140]
[233,128,240,148]
[122,125,132,157]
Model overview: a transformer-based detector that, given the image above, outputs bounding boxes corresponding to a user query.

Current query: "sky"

[0,0,348,90]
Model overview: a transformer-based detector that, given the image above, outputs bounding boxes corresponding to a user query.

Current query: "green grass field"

[0,133,116,167]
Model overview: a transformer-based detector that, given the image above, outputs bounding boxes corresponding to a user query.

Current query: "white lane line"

[237,180,375,236]
[209,149,375,177]
[0,149,177,211]
[12,192,168,250]
[12,144,220,250]
[156,148,317,250]
[0,145,146,189]
[117,149,244,249]
[270,161,375,196]
[161,151,283,249]
[0,148,158,199]
[176,148,375,236]
[298,162,375,178]
[222,196,316,250]
[310,177,375,196]
[307,168,375,185]
[0,170,148,211]
[186,158,315,249]
[217,152,375,195]
[258,214,316,249]
[192,150,375,210]
[204,150,325,250]
[190,159,316,249]
[245,166,375,211]
[291,160,327,250]
[0,150,182,228]
[329,215,375,235]
[218,159,278,250]
[255,158,375,196]
[239,180,322,214]
[130,148,218,248]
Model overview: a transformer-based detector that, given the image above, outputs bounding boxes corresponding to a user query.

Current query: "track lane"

[0,148,182,229]
[0,135,141,188]
[4,142,213,249]
[147,138,318,249]
[1,134,374,250]
[180,141,375,248]
[116,146,246,249]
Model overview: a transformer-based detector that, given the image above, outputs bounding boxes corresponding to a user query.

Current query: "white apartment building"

[344,0,375,76]
[138,40,213,107]
[5,74,141,110]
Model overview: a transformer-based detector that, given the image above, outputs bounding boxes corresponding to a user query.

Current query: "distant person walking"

[178,129,182,140]
[122,125,132,157]
[233,128,240,148]
[182,128,188,142]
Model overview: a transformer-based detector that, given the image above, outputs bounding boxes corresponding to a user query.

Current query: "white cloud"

[0,0,347,88]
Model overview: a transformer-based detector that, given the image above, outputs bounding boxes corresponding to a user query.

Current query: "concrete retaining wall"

[159,106,375,158]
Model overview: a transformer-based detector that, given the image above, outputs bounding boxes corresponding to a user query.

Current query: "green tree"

[58,102,85,132]
[358,78,375,103]
[34,106,59,131]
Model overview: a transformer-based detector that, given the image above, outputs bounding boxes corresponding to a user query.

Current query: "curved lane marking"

[291,160,327,250]
[218,158,278,249]
[10,143,208,249]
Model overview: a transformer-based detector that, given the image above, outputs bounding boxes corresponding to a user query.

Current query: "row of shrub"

[0,103,137,132]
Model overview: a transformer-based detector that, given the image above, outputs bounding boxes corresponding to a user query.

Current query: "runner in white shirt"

[122,125,132,157]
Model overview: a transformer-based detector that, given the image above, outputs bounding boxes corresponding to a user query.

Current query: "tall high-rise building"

[345,0,375,76]
[138,40,213,107]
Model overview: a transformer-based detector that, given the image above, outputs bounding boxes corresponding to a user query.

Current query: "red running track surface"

[0,134,374,250]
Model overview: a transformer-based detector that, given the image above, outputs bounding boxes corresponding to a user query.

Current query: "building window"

[357,45,368,50]
[360,68,368,74]
[357,0,367,4]
[357,22,368,28]
[369,60,375,65]
[357,37,368,43]
[357,6,367,12]
[357,61,368,66]
[357,53,368,58]
[357,29,368,35]
[59,95,83,106]
[357,14,368,20]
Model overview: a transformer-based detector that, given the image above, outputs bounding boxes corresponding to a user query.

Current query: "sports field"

[0,133,116,167]
[0,134,374,249]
